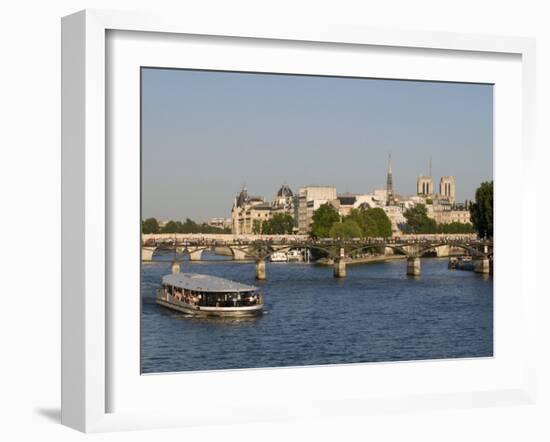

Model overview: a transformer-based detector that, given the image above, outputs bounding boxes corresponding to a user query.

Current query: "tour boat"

[448,256,474,271]
[156,272,263,317]
[270,251,288,262]
[287,249,304,262]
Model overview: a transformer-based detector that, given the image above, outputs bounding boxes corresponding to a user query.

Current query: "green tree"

[263,213,294,235]
[437,222,474,234]
[156,218,231,234]
[342,207,392,238]
[363,215,379,237]
[403,204,437,234]
[142,217,159,234]
[345,209,366,235]
[161,220,179,233]
[470,181,493,238]
[180,218,199,233]
[365,208,392,238]
[310,203,340,238]
[330,219,363,239]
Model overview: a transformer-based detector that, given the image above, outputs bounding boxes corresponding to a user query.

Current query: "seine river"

[141,251,493,373]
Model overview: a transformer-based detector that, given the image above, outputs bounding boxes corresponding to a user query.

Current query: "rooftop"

[162,273,258,293]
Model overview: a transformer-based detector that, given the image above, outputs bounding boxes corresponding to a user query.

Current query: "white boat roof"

[162,273,258,293]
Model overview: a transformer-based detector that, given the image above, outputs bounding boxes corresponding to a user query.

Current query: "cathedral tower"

[386,153,394,205]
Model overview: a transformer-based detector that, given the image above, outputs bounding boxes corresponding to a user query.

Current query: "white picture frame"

[61,9,537,433]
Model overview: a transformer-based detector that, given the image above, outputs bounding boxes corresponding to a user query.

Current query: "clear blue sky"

[141,68,493,221]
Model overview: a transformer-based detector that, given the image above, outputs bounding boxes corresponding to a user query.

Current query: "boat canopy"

[162,273,258,293]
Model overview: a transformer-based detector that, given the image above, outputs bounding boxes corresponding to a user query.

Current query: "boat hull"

[156,298,263,317]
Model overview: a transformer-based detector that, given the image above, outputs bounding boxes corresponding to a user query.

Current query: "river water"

[141,251,493,373]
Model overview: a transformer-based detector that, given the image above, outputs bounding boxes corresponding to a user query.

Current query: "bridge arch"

[347,243,408,257]
[256,243,343,261]
[415,242,487,258]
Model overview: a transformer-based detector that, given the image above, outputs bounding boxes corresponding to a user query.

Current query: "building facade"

[271,184,294,215]
[297,186,337,234]
[206,217,232,230]
[231,187,269,234]
[231,184,296,234]
[417,176,434,196]
[439,176,456,203]
[428,208,471,224]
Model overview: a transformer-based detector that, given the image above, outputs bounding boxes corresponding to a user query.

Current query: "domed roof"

[236,186,249,207]
[276,184,293,198]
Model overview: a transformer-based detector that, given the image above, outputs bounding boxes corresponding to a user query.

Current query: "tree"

[142,217,159,234]
[470,181,493,238]
[181,218,199,233]
[330,219,363,239]
[403,204,437,234]
[161,220,179,233]
[344,207,392,238]
[310,203,340,238]
[365,208,392,238]
[345,209,366,235]
[262,213,294,235]
[363,215,379,237]
[437,222,474,234]
[152,217,231,234]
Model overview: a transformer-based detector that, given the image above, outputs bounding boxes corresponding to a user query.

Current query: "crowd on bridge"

[144,234,486,248]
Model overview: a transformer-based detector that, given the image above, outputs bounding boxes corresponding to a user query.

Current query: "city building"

[439,176,456,203]
[206,217,232,230]
[334,193,357,217]
[417,176,434,197]
[230,159,469,236]
[428,207,471,224]
[297,186,337,234]
[386,154,395,206]
[383,205,407,234]
[416,159,434,197]
[271,184,295,215]
[231,186,270,234]
[231,184,297,234]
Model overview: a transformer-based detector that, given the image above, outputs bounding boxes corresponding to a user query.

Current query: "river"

[141,251,493,373]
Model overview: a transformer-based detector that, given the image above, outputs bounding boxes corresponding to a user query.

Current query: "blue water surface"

[141,251,493,373]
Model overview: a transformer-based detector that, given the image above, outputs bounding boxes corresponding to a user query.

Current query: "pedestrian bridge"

[142,234,492,280]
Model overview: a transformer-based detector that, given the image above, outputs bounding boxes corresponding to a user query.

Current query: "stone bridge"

[142,235,492,280]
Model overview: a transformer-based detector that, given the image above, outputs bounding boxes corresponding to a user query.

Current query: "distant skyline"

[142,68,493,221]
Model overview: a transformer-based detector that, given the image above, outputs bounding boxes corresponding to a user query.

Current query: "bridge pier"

[141,246,156,261]
[333,258,346,278]
[171,260,180,274]
[231,248,248,261]
[188,247,204,261]
[255,259,266,280]
[406,256,421,276]
[474,257,490,274]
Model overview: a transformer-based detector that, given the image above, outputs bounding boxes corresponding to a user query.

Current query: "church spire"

[386,153,393,205]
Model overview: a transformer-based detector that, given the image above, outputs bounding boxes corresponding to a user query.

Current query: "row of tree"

[252,213,294,235]
[402,204,475,234]
[141,217,231,234]
[310,205,393,239]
